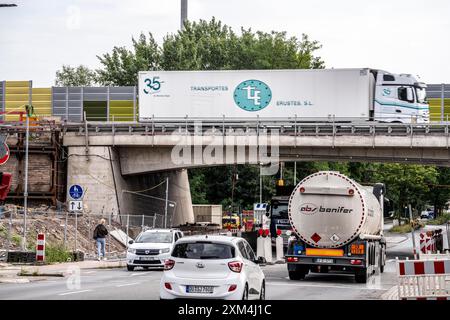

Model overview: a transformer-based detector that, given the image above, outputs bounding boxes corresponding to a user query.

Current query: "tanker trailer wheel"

[288,265,308,280]
[355,268,368,283]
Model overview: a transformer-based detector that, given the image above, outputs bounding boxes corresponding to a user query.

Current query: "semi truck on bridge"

[139,68,429,123]
[285,171,386,283]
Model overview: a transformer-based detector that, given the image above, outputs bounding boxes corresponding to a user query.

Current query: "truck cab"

[267,196,291,251]
[372,70,429,123]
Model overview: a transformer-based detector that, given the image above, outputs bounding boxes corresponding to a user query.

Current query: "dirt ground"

[0,204,142,259]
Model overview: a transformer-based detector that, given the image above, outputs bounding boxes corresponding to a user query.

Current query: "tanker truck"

[285,171,386,283]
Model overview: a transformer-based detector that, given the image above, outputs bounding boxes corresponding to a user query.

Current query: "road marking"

[83,271,96,274]
[58,289,92,296]
[267,281,387,291]
[130,273,149,277]
[116,282,140,287]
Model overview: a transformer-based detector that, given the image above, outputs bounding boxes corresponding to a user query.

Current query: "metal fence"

[0,207,173,261]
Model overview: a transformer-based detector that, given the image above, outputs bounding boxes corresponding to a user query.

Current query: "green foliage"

[96,33,160,86]
[372,163,438,215]
[0,225,6,238]
[390,224,414,233]
[428,167,450,215]
[161,18,324,71]
[55,65,96,86]
[426,213,450,225]
[11,234,22,246]
[45,245,72,263]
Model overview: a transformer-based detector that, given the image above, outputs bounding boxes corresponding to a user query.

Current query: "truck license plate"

[186,286,214,294]
[315,258,334,264]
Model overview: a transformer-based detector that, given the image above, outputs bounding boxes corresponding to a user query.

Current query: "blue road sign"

[69,184,84,200]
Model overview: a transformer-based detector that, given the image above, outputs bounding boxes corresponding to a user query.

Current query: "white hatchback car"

[160,235,266,300]
[126,229,183,271]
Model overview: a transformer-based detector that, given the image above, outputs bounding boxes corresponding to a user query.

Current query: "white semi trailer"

[286,171,386,283]
[138,68,429,123]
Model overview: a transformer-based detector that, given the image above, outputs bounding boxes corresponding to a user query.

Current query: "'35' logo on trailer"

[143,76,164,94]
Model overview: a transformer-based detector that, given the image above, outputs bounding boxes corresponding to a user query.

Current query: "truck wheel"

[355,268,367,283]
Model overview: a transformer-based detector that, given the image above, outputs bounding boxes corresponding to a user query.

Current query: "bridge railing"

[61,115,450,137]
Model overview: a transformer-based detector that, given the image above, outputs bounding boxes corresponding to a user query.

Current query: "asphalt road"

[0,258,401,300]
[1,222,442,300]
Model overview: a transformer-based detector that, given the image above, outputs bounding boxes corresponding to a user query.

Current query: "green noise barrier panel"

[84,101,108,121]
[429,98,450,122]
[109,100,134,121]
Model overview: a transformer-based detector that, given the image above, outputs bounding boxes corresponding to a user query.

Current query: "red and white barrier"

[256,229,272,263]
[36,233,45,262]
[275,229,284,262]
[396,258,450,300]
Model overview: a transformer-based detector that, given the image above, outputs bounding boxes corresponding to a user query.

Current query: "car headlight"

[127,248,136,254]
[160,248,170,254]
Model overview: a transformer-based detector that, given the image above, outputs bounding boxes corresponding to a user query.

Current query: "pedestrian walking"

[93,218,108,261]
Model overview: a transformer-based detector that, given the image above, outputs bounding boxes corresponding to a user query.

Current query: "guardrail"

[59,116,450,137]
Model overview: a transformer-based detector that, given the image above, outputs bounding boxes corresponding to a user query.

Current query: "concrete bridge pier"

[66,146,194,227]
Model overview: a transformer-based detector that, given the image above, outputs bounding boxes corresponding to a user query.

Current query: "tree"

[428,167,450,215]
[161,18,324,71]
[55,65,96,86]
[96,33,160,86]
[373,163,438,217]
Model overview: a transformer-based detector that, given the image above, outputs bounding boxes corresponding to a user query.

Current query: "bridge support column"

[67,146,194,227]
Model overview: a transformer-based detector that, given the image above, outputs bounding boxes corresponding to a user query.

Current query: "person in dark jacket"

[93,218,108,260]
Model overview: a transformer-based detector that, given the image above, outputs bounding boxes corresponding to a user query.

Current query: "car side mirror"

[255,256,267,264]
[128,240,134,244]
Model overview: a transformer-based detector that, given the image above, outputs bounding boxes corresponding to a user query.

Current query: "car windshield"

[135,232,172,243]
[172,242,235,259]
[416,87,427,103]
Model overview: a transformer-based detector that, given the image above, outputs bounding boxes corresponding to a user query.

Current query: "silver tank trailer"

[288,171,382,249]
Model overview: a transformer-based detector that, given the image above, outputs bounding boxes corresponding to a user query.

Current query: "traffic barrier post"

[263,229,272,264]
[256,229,264,258]
[275,229,284,262]
[36,233,45,262]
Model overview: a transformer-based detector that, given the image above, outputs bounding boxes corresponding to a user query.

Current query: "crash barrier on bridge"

[36,233,45,262]
[396,258,450,300]
[419,230,444,254]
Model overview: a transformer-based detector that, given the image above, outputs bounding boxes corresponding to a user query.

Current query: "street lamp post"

[22,81,32,250]
[180,0,187,30]
[164,177,169,228]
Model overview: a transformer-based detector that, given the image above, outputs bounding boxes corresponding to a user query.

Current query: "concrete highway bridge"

[61,118,450,225]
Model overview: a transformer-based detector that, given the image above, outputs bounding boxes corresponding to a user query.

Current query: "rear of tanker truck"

[285,171,386,283]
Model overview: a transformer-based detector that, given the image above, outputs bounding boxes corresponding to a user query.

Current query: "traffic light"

[0,172,12,202]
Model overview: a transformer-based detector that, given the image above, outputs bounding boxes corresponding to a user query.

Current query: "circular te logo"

[233,79,272,111]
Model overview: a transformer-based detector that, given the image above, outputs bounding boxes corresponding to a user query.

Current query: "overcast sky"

[1,0,449,87]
